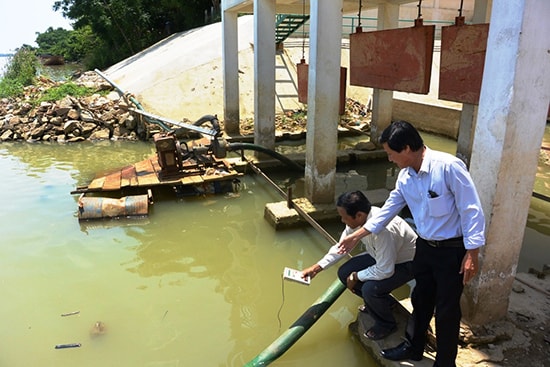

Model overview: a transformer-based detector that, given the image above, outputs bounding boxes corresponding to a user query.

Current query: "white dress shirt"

[317,207,417,282]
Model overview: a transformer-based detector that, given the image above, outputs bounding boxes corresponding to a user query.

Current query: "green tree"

[0,47,38,97]
[52,0,213,68]
[36,25,98,63]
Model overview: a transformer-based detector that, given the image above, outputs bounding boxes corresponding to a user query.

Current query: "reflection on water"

[0,130,548,366]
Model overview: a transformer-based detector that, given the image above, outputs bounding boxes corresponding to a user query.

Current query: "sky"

[0,0,73,53]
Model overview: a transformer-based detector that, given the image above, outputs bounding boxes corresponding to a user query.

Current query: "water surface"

[0,129,548,367]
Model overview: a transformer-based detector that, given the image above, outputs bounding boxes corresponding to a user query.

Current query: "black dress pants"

[337,253,414,330]
[410,237,466,367]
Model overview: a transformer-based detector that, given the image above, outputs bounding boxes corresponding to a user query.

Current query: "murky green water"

[0,127,548,367]
[0,141,374,367]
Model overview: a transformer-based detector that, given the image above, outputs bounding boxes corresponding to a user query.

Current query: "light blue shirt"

[365,147,486,250]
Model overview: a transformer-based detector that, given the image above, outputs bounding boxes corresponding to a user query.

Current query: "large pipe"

[243,278,346,367]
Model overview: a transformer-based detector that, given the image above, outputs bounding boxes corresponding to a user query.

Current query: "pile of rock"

[0,72,149,143]
[0,71,373,144]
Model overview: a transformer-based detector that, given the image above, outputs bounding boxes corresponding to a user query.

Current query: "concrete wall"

[393,99,460,139]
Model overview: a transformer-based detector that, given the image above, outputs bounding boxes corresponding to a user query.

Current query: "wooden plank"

[136,158,160,186]
[102,170,122,190]
[120,165,136,188]
[439,19,489,104]
[88,176,106,190]
[350,23,435,94]
[181,175,204,185]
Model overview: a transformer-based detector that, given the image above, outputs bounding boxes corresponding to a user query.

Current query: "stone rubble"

[0,71,372,144]
[0,71,149,143]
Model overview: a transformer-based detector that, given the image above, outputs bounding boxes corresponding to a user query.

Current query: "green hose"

[243,278,346,366]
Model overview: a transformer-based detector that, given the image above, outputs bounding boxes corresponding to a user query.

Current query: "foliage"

[0,47,38,98]
[52,0,217,69]
[35,26,99,63]
[36,81,97,103]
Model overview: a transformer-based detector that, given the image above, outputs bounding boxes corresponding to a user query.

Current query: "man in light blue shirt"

[338,121,485,367]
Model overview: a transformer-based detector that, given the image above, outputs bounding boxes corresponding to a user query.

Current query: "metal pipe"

[94,69,172,132]
[246,160,337,245]
[129,108,219,137]
[243,278,346,367]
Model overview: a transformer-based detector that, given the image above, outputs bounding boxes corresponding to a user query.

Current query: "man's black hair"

[336,191,371,217]
[379,120,424,152]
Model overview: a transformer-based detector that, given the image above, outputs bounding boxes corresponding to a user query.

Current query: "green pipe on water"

[243,278,346,367]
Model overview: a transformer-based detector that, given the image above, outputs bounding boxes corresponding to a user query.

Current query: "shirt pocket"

[427,194,451,217]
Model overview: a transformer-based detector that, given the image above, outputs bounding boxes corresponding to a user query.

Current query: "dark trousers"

[410,237,466,367]
[337,253,414,330]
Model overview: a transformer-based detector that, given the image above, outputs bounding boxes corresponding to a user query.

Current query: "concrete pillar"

[304,0,343,204]
[463,0,550,325]
[456,0,491,164]
[253,0,276,151]
[222,10,240,134]
[456,103,476,166]
[370,3,398,145]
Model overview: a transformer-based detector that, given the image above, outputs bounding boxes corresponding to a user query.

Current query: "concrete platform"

[264,188,390,229]
[349,301,436,367]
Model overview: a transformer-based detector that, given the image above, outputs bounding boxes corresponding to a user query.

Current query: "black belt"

[422,236,464,248]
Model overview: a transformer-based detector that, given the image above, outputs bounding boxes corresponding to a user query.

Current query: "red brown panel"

[439,20,489,104]
[297,59,308,104]
[350,24,435,94]
[296,61,347,115]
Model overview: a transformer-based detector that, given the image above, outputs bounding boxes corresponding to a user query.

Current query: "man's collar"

[418,146,431,174]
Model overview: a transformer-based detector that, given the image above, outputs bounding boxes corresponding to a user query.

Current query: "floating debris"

[55,343,81,349]
[61,311,80,317]
[90,321,106,337]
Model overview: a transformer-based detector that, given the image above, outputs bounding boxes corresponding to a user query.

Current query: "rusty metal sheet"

[296,61,347,115]
[350,24,435,94]
[297,60,308,104]
[439,20,489,104]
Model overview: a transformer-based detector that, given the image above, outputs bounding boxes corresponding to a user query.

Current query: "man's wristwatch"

[349,272,358,282]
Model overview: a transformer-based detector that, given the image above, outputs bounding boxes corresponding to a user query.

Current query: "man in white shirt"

[301,191,417,340]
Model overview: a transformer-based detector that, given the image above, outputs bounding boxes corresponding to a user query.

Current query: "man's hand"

[302,264,322,280]
[460,248,480,284]
[337,227,370,254]
[346,272,359,293]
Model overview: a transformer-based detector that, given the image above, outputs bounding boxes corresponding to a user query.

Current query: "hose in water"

[243,279,346,366]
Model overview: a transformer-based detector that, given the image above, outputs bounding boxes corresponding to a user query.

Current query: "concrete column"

[456,103,476,166]
[456,0,491,164]
[370,3,398,145]
[222,10,240,134]
[253,0,276,151]
[463,0,550,325]
[304,0,343,204]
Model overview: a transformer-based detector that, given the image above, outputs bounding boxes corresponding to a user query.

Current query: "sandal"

[364,324,397,340]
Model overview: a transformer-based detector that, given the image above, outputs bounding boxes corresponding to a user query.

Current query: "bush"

[37,82,97,103]
[0,47,38,98]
